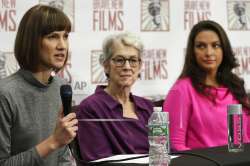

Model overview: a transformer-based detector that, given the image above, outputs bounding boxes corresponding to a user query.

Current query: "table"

[89,144,250,166]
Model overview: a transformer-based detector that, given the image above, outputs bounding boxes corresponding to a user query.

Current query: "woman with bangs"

[0,5,78,166]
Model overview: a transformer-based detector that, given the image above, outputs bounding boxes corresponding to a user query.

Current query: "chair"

[69,137,86,165]
[70,105,89,166]
[153,99,164,107]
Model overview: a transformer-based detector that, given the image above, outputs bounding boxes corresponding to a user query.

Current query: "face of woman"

[104,42,141,89]
[194,30,223,75]
[38,30,69,71]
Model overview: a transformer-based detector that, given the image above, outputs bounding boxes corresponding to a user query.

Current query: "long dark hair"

[180,20,250,110]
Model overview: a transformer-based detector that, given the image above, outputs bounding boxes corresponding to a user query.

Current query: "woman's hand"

[36,109,78,158]
[51,110,78,148]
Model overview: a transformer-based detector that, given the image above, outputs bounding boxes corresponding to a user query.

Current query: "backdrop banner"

[0,0,250,104]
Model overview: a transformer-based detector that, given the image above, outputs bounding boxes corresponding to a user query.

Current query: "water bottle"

[227,104,244,152]
[148,107,170,166]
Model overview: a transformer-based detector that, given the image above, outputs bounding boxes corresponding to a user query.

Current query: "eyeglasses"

[111,56,141,67]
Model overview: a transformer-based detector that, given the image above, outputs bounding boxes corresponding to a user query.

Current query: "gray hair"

[99,32,144,65]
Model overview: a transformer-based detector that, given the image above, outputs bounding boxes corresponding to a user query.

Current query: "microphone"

[60,84,72,116]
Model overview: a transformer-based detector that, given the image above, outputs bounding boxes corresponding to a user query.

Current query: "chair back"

[70,105,89,165]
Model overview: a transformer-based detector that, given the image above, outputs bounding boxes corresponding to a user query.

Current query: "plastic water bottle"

[227,104,244,152]
[148,107,170,166]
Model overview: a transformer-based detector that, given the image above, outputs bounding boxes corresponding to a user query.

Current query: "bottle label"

[149,125,168,136]
[228,114,243,152]
[148,124,170,154]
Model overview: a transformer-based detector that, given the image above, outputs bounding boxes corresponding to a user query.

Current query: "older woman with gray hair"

[76,32,153,162]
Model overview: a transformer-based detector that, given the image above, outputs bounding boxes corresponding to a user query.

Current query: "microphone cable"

[170,152,222,166]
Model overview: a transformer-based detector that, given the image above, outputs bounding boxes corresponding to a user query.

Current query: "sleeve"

[163,82,192,151]
[248,114,250,142]
[76,101,113,162]
[243,110,250,143]
[0,93,44,166]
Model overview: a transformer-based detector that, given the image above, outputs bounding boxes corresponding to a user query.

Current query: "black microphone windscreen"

[60,84,72,116]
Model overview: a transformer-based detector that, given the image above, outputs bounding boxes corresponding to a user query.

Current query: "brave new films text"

[184,0,211,30]
[93,0,124,31]
[0,0,16,31]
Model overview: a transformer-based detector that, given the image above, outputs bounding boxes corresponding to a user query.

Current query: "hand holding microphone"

[36,85,78,157]
[51,85,78,148]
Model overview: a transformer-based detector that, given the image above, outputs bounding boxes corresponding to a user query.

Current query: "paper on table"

[91,154,179,164]
[90,154,148,164]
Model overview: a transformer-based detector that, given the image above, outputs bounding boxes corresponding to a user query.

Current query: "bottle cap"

[153,107,162,112]
[227,104,242,115]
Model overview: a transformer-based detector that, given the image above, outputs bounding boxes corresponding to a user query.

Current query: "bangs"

[41,7,71,36]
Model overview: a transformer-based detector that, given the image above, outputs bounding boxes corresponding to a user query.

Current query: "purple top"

[76,86,153,161]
